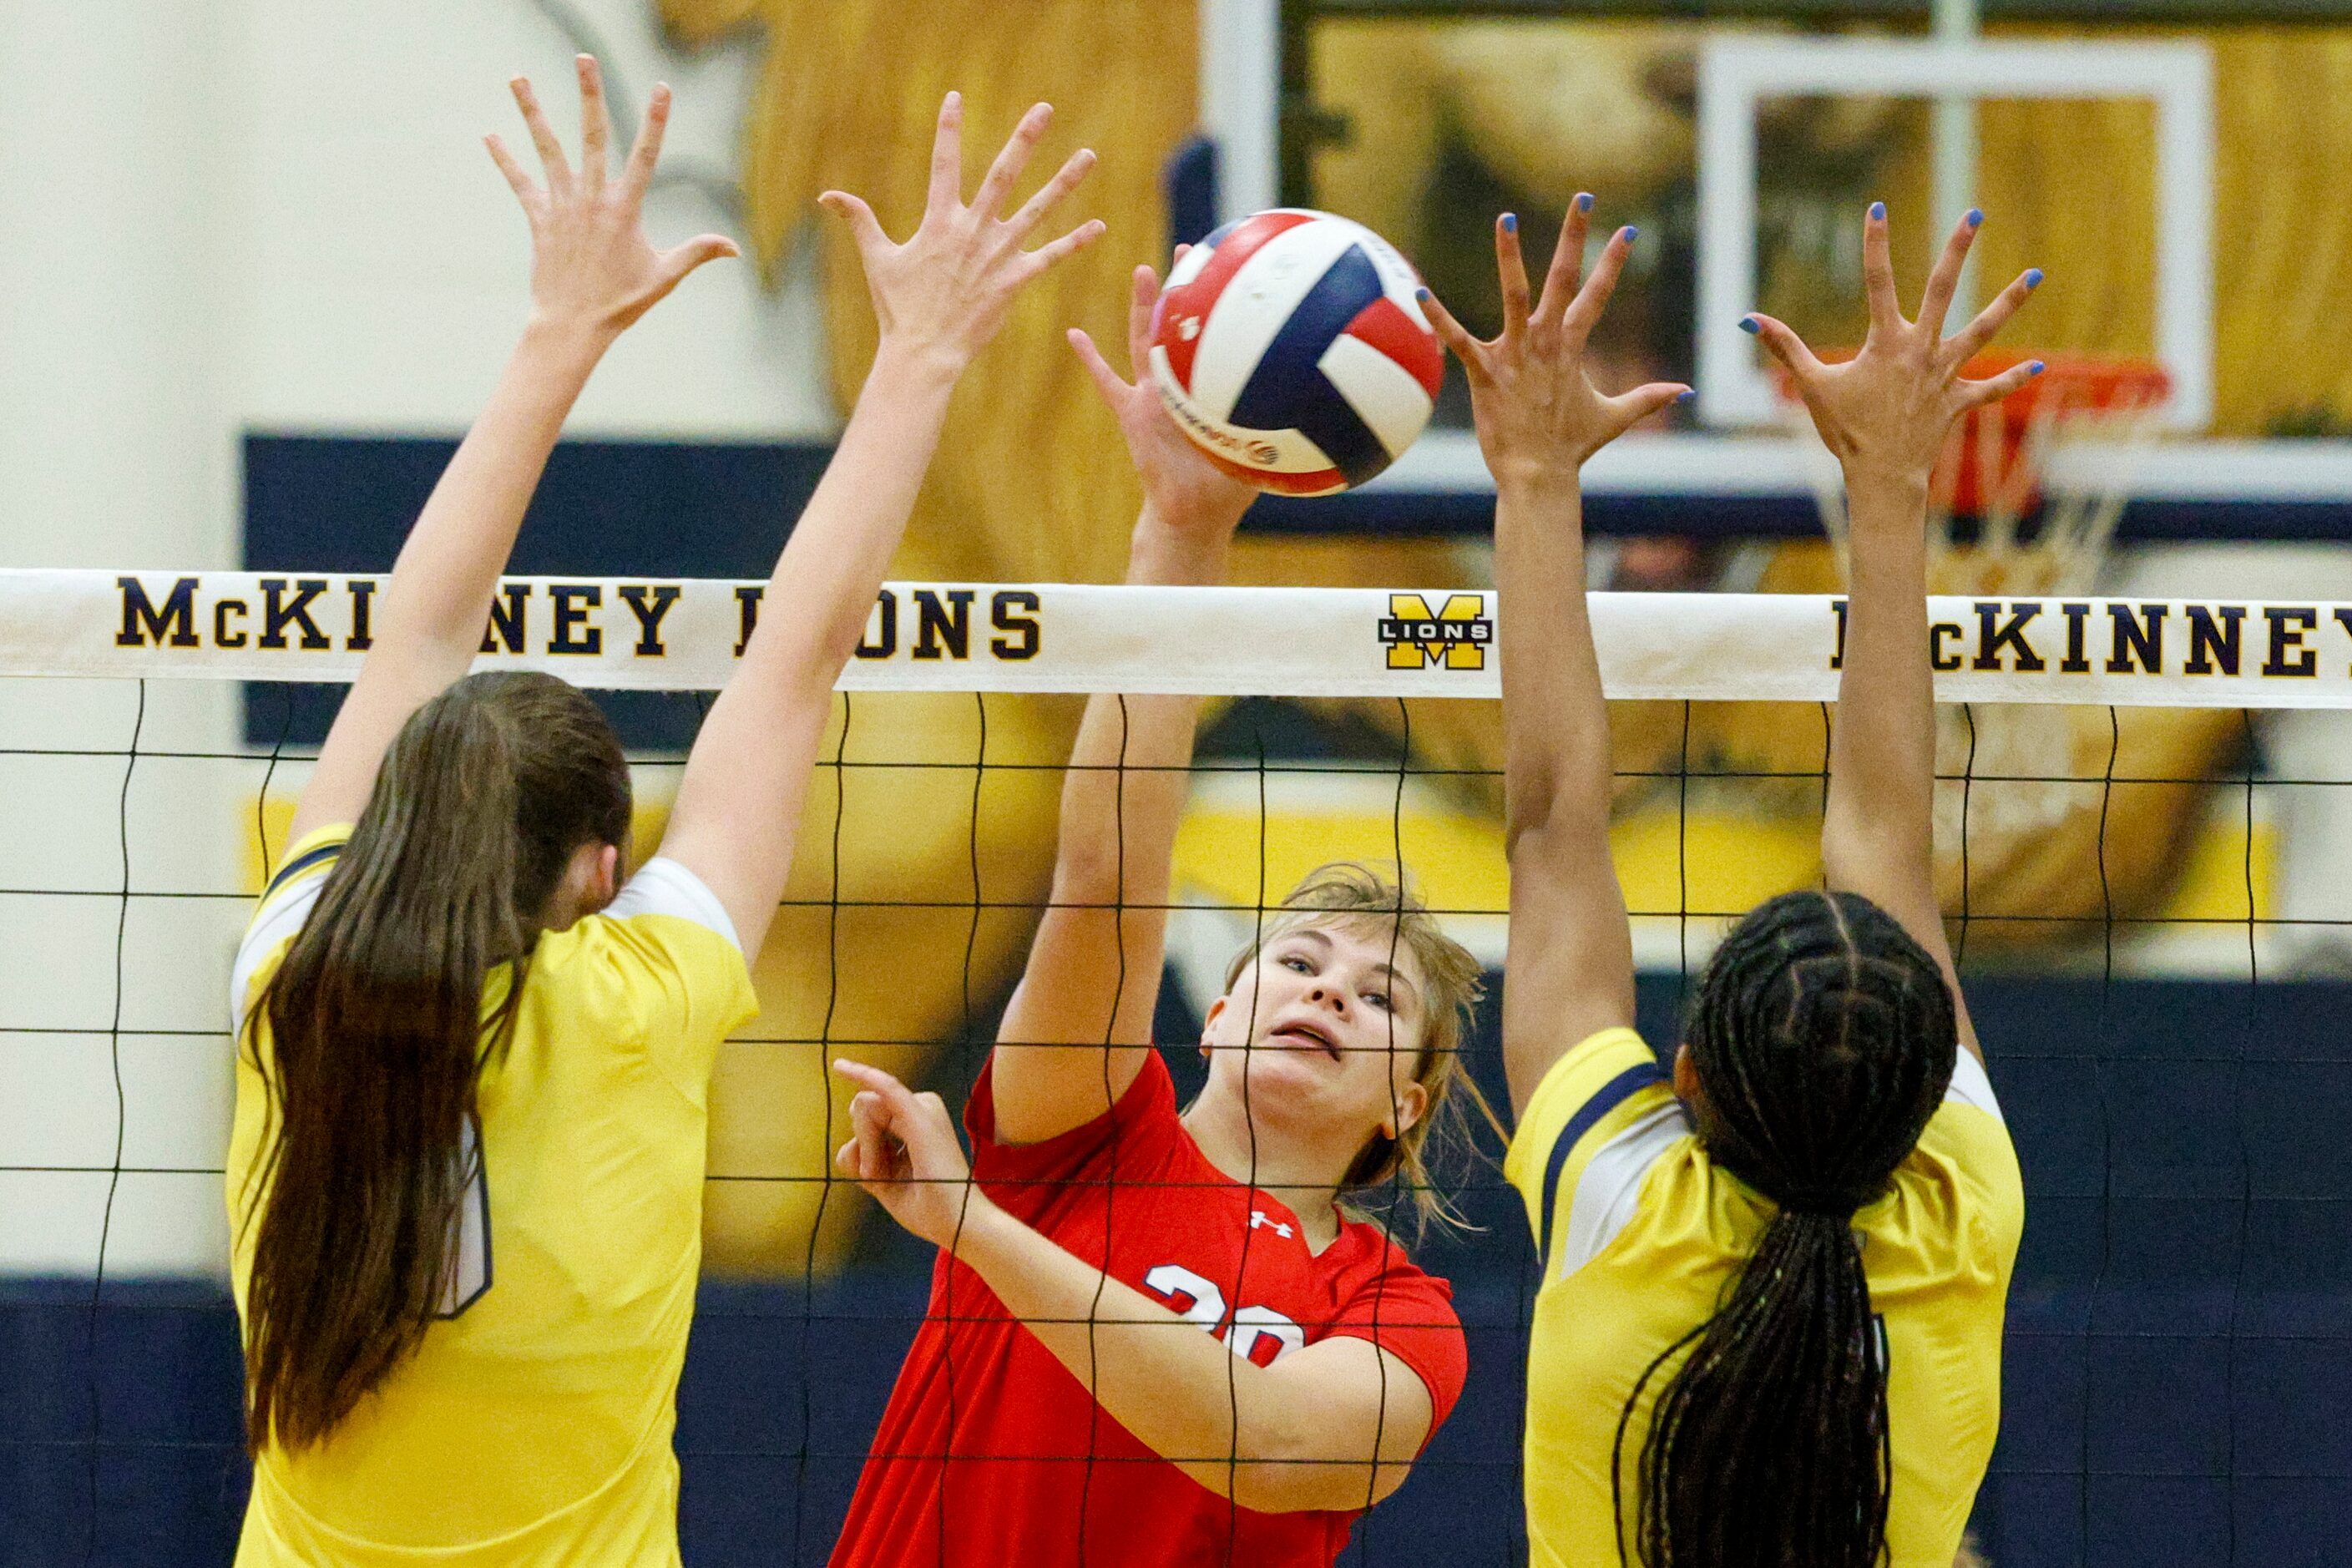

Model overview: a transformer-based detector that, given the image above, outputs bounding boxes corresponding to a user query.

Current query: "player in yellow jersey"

[1420,198,2043,1568]
[225,62,1102,1565]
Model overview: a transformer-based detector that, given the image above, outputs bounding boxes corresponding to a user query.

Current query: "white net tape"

[10,569,2352,708]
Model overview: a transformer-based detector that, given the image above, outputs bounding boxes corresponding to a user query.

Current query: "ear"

[1673,1042,1700,1101]
[594,842,621,908]
[1383,1080,1430,1141]
[1199,994,1228,1059]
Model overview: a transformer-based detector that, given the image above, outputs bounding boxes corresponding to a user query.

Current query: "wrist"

[1493,463,1586,504]
[1837,460,1933,508]
[515,312,619,372]
[1129,508,1238,584]
[868,336,969,392]
[943,1192,1015,1265]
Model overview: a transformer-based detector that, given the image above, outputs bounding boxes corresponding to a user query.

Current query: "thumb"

[1742,312,1824,387]
[1067,327,1130,408]
[656,233,741,287]
[1609,382,1693,432]
[1416,286,1488,386]
[819,190,891,259]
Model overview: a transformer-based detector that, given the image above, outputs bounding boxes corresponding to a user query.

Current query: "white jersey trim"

[606,857,741,953]
[231,871,332,1027]
[1559,1101,1692,1279]
[1556,1050,2006,1277]
[1946,1049,2003,1122]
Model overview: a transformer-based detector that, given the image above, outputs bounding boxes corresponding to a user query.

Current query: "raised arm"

[289,59,736,847]
[987,259,1255,1145]
[1746,205,2042,1065]
[1420,205,1686,1116]
[837,1061,1433,1511]
[655,98,1102,956]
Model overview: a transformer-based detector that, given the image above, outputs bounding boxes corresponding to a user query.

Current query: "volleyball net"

[6,568,2349,1564]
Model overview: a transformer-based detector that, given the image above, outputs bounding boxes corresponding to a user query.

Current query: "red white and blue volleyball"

[1149,209,1444,496]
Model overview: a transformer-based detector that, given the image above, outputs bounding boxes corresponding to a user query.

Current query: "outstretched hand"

[484,56,740,339]
[822,94,1105,377]
[1746,204,2042,498]
[1420,200,1687,486]
[833,1060,987,1251]
[1068,250,1257,536]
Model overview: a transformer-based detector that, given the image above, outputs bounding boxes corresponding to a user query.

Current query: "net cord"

[1217,713,1272,1565]
[1078,695,1129,1568]
[2081,706,2122,1554]
[792,690,851,1562]
[78,680,143,1567]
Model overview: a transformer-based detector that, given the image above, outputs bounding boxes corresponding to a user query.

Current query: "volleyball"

[1148,209,1444,496]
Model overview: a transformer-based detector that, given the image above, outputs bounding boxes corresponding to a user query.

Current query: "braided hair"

[1612,889,1958,1568]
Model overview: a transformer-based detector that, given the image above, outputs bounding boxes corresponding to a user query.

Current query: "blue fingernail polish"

[1676,389,1697,403]
[1869,200,1886,220]
[1576,193,1595,212]
[1500,213,1517,233]
[2030,361,2046,375]
[1415,286,1431,301]
[1738,316,1760,335]
[1622,225,1639,243]
[2024,268,2044,289]
[1966,207,1984,227]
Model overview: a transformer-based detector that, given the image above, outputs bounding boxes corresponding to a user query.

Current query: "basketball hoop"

[1778,350,2172,596]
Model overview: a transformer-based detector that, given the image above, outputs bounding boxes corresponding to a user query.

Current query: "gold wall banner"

[28,569,2352,708]
[655,0,1216,1272]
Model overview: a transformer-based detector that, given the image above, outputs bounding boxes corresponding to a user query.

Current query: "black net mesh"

[2,671,2344,1568]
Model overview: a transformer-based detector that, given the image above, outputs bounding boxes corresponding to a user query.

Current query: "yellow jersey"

[1504,1027,2022,1568]
[225,824,758,1566]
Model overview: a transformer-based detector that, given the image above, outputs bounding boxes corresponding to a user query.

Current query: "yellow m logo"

[1381,593,1491,670]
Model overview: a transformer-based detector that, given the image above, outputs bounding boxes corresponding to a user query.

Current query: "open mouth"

[1268,1021,1342,1062]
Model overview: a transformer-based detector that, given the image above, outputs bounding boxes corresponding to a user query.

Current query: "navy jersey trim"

[1537,1060,1670,1266]
[261,838,345,903]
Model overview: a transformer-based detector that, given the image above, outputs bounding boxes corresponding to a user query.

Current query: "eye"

[1362,989,1393,1012]
[1280,953,1313,974]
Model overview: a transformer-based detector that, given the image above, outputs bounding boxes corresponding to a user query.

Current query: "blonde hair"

[1219,862,1495,1235]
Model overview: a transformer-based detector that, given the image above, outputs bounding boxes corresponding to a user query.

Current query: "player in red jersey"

[826,259,1490,1568]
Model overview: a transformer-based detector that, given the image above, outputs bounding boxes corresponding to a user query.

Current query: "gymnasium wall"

[0,0,832,1277]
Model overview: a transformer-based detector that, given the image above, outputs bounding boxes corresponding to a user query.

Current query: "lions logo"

[1380,592,1491,670]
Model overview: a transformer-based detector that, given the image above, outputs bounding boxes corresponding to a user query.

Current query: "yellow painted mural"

[425,2,2319,1272]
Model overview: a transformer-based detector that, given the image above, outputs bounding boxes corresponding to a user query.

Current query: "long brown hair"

[240,671,630,1454]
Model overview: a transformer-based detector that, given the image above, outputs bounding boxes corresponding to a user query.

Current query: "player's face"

[1202,923,1432,1144]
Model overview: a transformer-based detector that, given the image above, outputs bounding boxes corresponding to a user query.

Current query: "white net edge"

[7,569,2352,708]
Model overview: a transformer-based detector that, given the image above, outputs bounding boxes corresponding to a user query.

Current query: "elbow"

[1502,807,1542,867]
[1503,785,1567,866]
[1232,1464,1411,1517]
[1501,771,1557,862]
[1505,807,1609,876]
[1228,1415,1409,1515]
[1212,1409,1317,1513]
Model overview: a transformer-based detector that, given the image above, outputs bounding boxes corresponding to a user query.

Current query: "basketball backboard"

[1199,0,2352,540]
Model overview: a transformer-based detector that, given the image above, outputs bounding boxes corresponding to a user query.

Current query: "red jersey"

[830,1051,1467,1567]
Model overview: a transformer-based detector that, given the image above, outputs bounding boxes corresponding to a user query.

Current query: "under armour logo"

[1249,1210,1294,1240]
[1178,315,1201,341]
